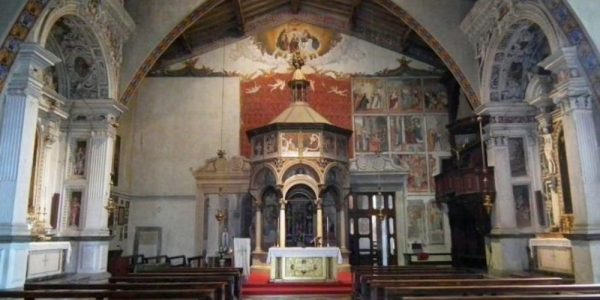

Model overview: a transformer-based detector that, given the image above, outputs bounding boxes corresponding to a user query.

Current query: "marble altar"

[267,247,342,282]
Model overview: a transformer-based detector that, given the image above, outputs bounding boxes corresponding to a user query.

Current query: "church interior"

[1,0,600,298]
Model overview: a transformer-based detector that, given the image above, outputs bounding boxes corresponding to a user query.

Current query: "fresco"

[406,200,426,242]
[387,78,422,112]
[252,22,341,61]
[354,116,388,153]
[393,155,428,193]
[425,116,450,152]
[353,78,386,113]
[423,79,448,112]
[427,200,445,244]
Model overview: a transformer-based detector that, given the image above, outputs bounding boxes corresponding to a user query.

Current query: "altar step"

[242,272,353,296]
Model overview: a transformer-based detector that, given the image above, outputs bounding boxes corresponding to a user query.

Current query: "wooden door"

[348,192,397,266]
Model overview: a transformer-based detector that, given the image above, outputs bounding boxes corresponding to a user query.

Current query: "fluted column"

[316,198,323,247]
[0,43,59,289]
[0,44,59,236]
[279,198,287,247]
[79,125,115,236]
[254,199,264,252]
[486,135,517,231]
[557,95,600,233]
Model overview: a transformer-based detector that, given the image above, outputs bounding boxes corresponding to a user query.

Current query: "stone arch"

[279,161,322,184]
[250,165,278,190]
[29,2,116,99]
[480,2,568,105]
[282,174,319,202]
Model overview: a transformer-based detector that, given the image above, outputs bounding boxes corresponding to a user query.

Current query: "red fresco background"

[240,73,352,158]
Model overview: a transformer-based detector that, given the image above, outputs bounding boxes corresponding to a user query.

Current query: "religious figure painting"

[423,79,448,112]
[387,79,422,112]
[354,116,388,153]
[513,185,532,227]
[69,191,82,227]
[323,132,336,156]
[252,22,341,61]
[393,155,428,193]
[264,133,278,155]
[280,132,300,157]
[252,135,264,157]
[508,138,527,177]
[403,116,425,151]
[427,200,445,245]
[336,135,348,158]
[406,200,426,243]
[425,116,450,152]
[428,155,438,192]
[73,140,87,176]
[352,78,386,112]
[302,132,321,157]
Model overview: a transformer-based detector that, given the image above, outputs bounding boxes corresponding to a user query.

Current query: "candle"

[326,216,329,246]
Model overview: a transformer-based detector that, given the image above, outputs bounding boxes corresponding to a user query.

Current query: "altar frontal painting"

[253,22,341,60]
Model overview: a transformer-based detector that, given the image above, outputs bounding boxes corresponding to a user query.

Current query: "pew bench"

[384,284,600,299]
[111,274,239,299]
[25,282,227,300]
[356,273,485,296]
[366,277,572,299]
[0,288,215,299]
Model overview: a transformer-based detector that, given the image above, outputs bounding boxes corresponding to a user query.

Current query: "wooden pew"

[352,265,470,286]
[384,284,600,299]
[188,255,205,267]
[0,289,215,299]
[403,295,600,300]
[367,277,572,299]
[356,273,486,297]
[25,282,227,300]
[111,274,238,299]
[167,255,187,267]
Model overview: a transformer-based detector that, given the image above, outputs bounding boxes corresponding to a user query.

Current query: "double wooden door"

[348,192,397,266]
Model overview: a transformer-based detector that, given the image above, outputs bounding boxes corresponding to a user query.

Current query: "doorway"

[348,192,397,265]
[285,184,316,246]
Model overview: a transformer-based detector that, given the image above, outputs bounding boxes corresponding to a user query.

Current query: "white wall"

[125,197,196,257]
[123,77,240,196]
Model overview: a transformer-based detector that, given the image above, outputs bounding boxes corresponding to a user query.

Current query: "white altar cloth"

[267,247,342,264]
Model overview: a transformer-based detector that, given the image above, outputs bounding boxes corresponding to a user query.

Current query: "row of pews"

[0,265,242,299]
[353,265,600,299]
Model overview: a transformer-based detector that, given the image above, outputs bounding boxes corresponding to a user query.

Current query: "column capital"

[315,198,323,209]
[486,135,508,148]
[6,43,61,97]
[555,94,592,114]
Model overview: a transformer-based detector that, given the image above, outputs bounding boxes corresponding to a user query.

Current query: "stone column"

[0,43,59,289]
[338,199,348,251]
[485,132,528,274]
[316,198,323,247]
[254,198,263,252]
[557,95,600,232]
[486,135,517,231]
[0,44,59,236]
[38,119,60,229]
[278,198,287,247]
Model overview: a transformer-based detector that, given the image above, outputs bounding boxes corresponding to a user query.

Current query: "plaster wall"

[122,77,240,196]
[120,0,201,94]
[125,196,196,257]
[566,0,600,57]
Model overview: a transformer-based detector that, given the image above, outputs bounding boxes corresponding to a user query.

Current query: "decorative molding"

[349,154,409,173]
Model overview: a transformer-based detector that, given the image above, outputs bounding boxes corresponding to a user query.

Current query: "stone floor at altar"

[242,270,353,297]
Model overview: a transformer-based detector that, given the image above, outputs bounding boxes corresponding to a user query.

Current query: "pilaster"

[555,94,600,233]
[0,43,60,237]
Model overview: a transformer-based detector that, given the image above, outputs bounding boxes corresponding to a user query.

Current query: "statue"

[542,128,557,174]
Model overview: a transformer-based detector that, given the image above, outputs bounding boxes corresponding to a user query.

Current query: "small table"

[267,247,342,282]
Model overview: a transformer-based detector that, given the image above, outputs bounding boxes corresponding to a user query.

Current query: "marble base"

[0,243,29,289]
[76,241,109,273]
[486,236,529,275]
[571,240,600,283]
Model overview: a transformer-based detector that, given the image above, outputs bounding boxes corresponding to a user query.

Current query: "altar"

[267,247,342,282]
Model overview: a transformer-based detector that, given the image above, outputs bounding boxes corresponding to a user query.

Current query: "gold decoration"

[284,257,325,279]
[483,194,494,215]
[560,214,574,233]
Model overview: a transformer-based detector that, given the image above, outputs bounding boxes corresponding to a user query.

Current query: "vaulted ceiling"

[154,0,446,69]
